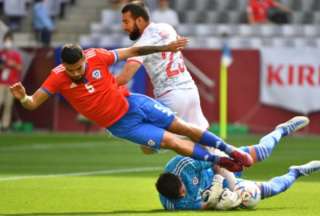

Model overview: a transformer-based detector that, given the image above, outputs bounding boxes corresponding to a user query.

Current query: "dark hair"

[3,31,13,41]
[155,172,182,200]
[61,44,83,64]
[121,2,150,22]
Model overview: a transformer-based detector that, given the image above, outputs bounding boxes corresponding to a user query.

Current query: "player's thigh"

[184,88,209,129]
[109,122,165,150]
[160,130,195,153]
[167,117,204,142]
[157,88,209,130]
[137,94,175,128]
[156,89,189,115]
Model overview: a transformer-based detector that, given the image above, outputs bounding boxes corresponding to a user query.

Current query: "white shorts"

[156,87,209,130]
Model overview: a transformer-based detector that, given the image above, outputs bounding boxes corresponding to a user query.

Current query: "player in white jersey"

[117,3,209,133]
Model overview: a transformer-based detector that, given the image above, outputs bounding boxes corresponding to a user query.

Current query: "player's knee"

[169,117,203,141]
[161,133,180,150]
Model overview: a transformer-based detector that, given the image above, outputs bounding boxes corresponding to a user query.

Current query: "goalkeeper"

[155,116,320,210]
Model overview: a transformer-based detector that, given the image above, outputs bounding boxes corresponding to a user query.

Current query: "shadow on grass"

[0,207,291,216]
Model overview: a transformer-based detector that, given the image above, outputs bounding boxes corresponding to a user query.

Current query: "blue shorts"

[107,93,175,149]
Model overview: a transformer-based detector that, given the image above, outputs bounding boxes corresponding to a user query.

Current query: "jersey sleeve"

[40,71,61,96]
[96,48,118,65]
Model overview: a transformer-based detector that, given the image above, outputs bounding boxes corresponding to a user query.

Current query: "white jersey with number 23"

[128,22,209,129]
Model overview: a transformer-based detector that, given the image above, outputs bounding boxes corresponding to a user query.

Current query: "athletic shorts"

[107,93,175,149]
[156,87,209,130]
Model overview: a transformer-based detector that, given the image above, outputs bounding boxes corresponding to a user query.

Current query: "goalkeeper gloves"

[202,174,225,208]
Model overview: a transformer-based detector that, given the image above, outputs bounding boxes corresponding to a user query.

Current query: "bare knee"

[160,131,194,156]
[168,117,204,141]
[161,132,180,149]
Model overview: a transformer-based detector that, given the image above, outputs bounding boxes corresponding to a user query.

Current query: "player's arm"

[115,37,188,61]
[273,1,292,13]
[201,175,225,209]
[246,7,255,24]
[10,82,49,110]
[214,165,237,190]
[115,60,141,86]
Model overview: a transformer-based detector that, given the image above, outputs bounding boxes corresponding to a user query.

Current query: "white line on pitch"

[0,167,163,182]
[0,142,106,152]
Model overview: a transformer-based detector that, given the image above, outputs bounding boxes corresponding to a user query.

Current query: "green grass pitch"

[0,133,319,216]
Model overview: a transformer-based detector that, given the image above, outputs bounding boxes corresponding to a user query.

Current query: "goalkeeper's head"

[156,172,185,200]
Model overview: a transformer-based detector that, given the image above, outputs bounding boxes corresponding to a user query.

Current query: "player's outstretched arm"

[115,60,141,86]
[10,82,49,110]
[115,37,188,61]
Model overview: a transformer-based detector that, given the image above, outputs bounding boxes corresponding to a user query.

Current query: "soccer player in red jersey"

[10,41,253,172]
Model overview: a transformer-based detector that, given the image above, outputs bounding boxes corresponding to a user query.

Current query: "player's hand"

[10,82,26,100]
[202,174,225,209]
[217,157,243,172]
[166,37,188,52]
[230,150,253,168]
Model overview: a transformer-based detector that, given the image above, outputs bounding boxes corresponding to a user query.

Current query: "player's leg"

[258,161,320,199]
[108,115,224,165]
[107,94,222,163]
[2,87,14,129]
[240,116,309,163]
[131,93,234,155]
[156,91,236,155]
[108,94,248,170]
[0,85,6,130]
[167,117,253,167]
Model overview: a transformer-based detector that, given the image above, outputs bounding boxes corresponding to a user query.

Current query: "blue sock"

[260,169,299,199]
[192,143,220,163]
[252,129,282,161]
[199,131,235,154]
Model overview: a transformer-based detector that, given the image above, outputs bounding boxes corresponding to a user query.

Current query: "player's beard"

[72,76,85,84]
[129,24,141,41]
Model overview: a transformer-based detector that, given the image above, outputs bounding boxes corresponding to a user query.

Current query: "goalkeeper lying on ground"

[155,116,320,210]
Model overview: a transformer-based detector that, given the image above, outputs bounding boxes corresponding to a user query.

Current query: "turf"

[0,133,319,216]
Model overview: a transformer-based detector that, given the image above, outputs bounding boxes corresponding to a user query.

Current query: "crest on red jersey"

[92,70,102,80]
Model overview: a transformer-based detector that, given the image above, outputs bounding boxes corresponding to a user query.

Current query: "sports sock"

[191,143,220,163]
[259,169,299,199]
[241,129,282,162]
[198,131,235,154]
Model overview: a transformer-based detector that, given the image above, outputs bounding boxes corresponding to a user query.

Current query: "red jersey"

[247,0,276,23]
[0,49,22,85]
[41,48,130,128]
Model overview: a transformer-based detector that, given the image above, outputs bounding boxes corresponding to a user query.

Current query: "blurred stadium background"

[1,0,320,134]
[0,0,320,215]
